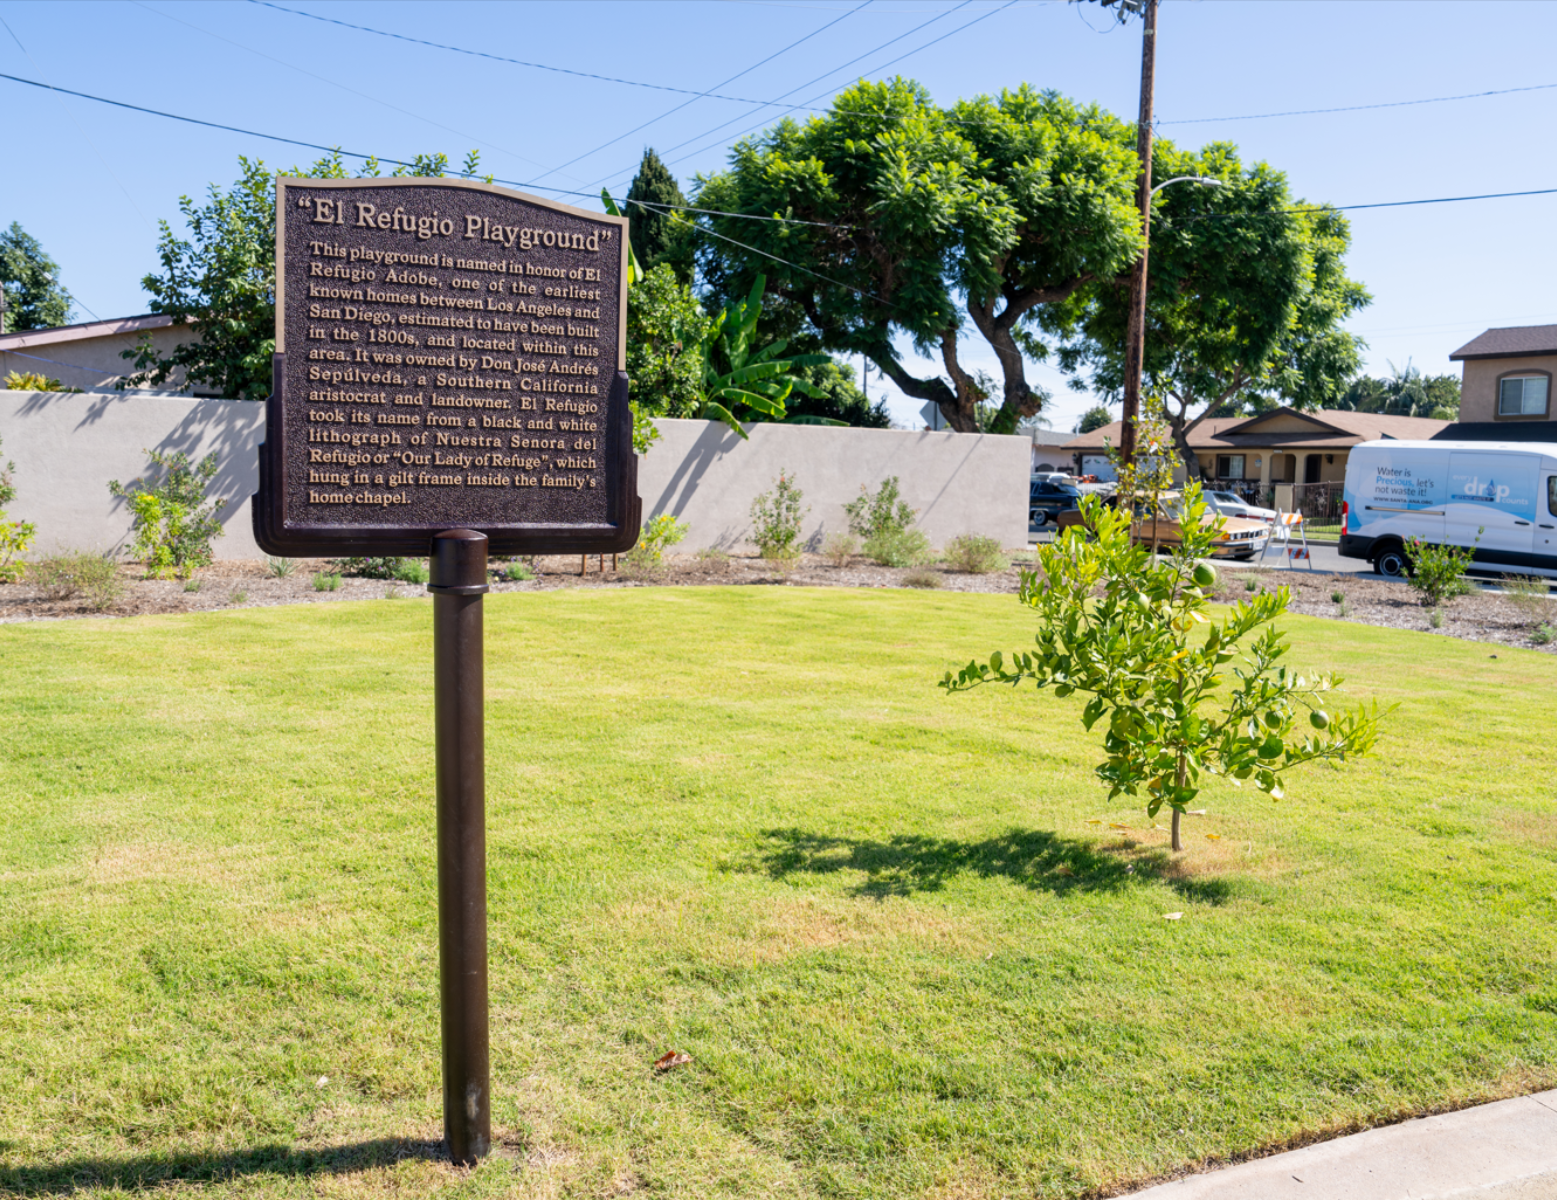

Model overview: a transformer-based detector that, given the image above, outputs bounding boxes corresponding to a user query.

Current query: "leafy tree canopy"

[627,262,712,423]
[1045,156,1370,476]
[1336,359,1459,421]
[694,80,1362,443]
[123,151,487,400]
[624,148,693,282]
[0,223,73,333]
[1076,404,1113,434]
[696,80,1147,434]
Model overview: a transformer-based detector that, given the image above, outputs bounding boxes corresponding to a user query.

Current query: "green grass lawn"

[1,587,1555,1199]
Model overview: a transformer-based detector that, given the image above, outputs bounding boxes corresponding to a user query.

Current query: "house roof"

[1062,408,1452,452]
[0,314,177,351]
[1449,324,1557,361]
[1027,429,1075,448]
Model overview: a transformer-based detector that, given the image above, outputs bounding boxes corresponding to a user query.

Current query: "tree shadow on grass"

[752,827,1236,905]
[0,1137,449,1196]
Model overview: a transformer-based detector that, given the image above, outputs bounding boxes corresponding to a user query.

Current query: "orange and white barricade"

[1260,511,1313,570]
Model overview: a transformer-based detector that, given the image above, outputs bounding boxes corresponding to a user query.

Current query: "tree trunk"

[1171,807,1182,852]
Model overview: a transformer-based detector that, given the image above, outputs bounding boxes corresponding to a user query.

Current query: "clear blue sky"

[5,0,1556,430]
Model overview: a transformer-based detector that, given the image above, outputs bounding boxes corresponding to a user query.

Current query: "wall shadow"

[0,1137,445,1195]
[750,826,1235,904]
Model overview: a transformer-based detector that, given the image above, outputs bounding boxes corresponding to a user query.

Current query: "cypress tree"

[625,149,691,280]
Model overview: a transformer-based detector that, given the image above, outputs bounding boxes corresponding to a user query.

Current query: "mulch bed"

[2,553,1553,655]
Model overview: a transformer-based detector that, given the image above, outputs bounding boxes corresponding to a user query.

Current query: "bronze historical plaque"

[255,177,639,556]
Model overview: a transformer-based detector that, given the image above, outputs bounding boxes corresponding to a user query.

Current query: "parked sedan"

[1029,478,1082,528]
[1055,493,1271,560]
[1204,489,1277,524]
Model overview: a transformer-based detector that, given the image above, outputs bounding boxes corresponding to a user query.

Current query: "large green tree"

[624,148,693,282]
[123,151,481,400]
[697,81,1146,434]
[0,223,73,333]
[1046,161,1371,477]
[695,80,1355,439]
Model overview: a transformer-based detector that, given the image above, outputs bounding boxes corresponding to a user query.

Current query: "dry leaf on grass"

[1163,912,1184,921]
[1205,833,1222,841]
[653,1051,692,1072]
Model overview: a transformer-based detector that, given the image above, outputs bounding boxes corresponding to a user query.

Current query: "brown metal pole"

[429,528,491,1165]
[1119,0,1158,468]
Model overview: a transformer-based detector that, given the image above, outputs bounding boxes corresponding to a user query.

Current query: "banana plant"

[697,274,839,438]
[600,190,645,286]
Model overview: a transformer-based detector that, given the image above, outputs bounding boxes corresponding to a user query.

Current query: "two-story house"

[1444,324,1557,441]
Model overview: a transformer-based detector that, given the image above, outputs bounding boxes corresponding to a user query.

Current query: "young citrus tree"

[942,484,1386,850]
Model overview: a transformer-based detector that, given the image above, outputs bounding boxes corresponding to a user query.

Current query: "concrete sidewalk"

[1124,1090,1557,1199]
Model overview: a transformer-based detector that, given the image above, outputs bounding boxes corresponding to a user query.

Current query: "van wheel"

[1030,510,1047,529]
[1374,545,1410,578]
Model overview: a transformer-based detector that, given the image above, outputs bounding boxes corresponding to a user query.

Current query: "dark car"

[1029,478,1082,528]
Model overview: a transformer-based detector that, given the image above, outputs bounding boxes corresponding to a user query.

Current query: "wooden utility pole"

[1119,0,1158,467]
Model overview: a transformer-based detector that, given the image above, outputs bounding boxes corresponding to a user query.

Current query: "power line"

[0,15,153,230]
[646,0,1016,181]
[1162,81,1557,126]
[3,71,1552,247]
[250,0,830,112]
[0,72,850,228]
[597,0,976,186]
[134,0,580,184]
[530,0,874,185]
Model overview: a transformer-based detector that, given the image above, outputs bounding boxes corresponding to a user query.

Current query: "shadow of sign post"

[256,177,641,1164]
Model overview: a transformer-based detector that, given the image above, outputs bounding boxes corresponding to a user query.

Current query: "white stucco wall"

[0,389,266,558]
[0,392,1029,560]
[636,418,1029,552]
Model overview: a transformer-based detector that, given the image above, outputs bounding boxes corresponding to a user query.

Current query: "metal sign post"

[429,529,491,1163]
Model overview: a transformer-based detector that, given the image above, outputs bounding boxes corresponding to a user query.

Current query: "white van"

[1339,440,1557,577]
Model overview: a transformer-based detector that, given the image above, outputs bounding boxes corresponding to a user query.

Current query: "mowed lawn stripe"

[0,586,1553,1198]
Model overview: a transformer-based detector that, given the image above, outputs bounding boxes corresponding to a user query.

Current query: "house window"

[1497,373,1549,418]
[1215,454,1245,479]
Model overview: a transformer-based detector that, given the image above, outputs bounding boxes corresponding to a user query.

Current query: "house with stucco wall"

[1063,408,1451,491]
[1444,324,1556,439]
[0,314,206,395]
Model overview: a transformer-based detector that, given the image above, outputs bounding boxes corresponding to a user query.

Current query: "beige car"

[1057,493,1272,560]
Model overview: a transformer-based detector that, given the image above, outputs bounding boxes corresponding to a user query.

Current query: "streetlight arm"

[1150,175,1224,197]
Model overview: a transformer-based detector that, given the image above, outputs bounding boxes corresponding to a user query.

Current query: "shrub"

[1533,623,1554,646]
[1243,577,1259,593]
[844,475,916,542]
[625,514,691,570]
[1405,536,1475,607]
[1502,574,1552,623]
[821,531,858,567]
[1330,590,1344,604]
[394,558,429,585]
[4,370,82,393]
[1428,607,1443,629]
[266,556,296,578]
[944,534,1008,575]
[943,484,1387,852]
[903,567,942,589]
[749,472,807,561]
[0,435,36,583]
[864,528,933,568]
[29,550,122,609]
[312,572,341,592]
[337,556,410,580]
[183,578,202,593]
[229,588,248,605]
[847,477,930,566]
[694,546,732,570]
[502,559,534,582]
[108,449,225,579]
